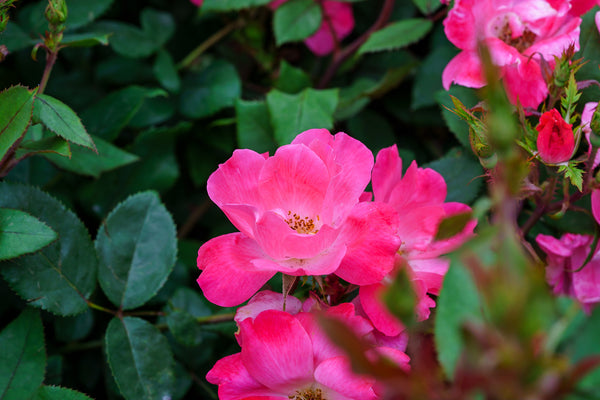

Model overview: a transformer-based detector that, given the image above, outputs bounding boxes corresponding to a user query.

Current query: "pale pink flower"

[536,233,600,313]
[442,0,581,109]
[197,129,401,307]
[358,145,476,334]
[536,108,575,164]
[582,102,600,169]
[207,304,409,399]
[270,0,354,56]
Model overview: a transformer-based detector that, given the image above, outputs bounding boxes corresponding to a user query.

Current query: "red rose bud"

[536,108,575,164]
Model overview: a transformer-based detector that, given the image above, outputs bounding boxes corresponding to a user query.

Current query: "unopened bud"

[45,0,67,26]
[536,109,575,164]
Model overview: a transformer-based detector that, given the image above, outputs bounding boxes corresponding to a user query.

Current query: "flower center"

[498,24,537,53]
[285,211,320,234]
[289,388,325,400]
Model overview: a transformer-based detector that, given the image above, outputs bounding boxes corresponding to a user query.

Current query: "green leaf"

[411,45,457,110]
[165,287,213,346]
[358,18,433,54]
[426,148,483,204]
[33,386,93,400]
[44,134,138,178]
[33,94,96,151]
[96,192,177,310]
[411,0,442,14]
[274,61,312,94]
[558,161,584,191]
[81,86,166,141]
[273,0,322,46]
[434,251,483,379]
[236,99,276,153]
[54,309,94,342]
[202,0,271,11]
[266,88,339,145]
[65,0,115,30]
[0,22,37,52]
[92,9,174,59]
[434,211,473,241]
[179,59,241,119]
[0,184,98,316]
[0,208,57,260]
[0,86,35,163]
[153,49,181,93]
[105,316,176,400]
[16,135,71,159]
[61,32,110,47]
[0,308,45,400]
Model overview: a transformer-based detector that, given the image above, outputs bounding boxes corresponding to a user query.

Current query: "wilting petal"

[197,233,275,307]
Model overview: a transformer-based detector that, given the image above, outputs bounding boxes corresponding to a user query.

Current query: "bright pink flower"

[592,189,600,226]
[442,0,581,109]
[536,108,575,164]
[190,0,202,6]
[270,0,354,56]
[358,146,476,332]
[197,129,401,307]
[207,304,409,399]
[582,102,600,169]
[536,233,600,313]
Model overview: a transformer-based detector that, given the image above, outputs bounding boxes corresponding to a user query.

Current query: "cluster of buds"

[43,0,67,51]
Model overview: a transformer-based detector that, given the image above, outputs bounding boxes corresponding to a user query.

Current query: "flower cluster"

[442,0,583,109]
[198,129,475,398]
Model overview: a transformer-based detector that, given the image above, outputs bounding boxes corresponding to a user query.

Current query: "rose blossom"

[537,233,600,313]
[207,295,409,399]
[197,129,401,307]
[536,108,575,164]
[270,0,354,56]
[358,145,476,336]
[442,0,581,109]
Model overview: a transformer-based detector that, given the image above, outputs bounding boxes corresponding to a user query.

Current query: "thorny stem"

[178,18,245,70]
[317,0,395,88]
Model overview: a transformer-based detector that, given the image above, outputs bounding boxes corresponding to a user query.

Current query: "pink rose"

[537,233,600,313]
[270,0,354,56]
[358,145,476,333]
[207,303,409,399]
[197,129,401,307]
[442,0,581,109]
[536,108,575,164]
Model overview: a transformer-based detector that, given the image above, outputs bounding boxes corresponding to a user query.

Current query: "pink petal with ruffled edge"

[359,283,404,337]
[407,258,449,295]
[335,202,401,285]
[502,58,548,109]
[240,310,315,392]
[206,353,278,399]
[372,145,403,204]
[250,243,347,277]
[572,255,600,306]
[207,149,267,238]
[387,160,447,209]
[443,0,477,49]
[197,233,275,307]
[442,51,486,90]
[314,357,377,400]
[293,130,374,223]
